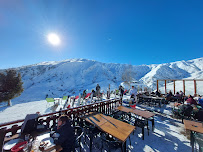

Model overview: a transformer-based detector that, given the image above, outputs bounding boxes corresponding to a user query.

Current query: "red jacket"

[186,98,197,105]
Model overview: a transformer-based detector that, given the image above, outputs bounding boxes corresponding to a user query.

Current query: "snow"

[0,57,202,103]
[0,57,202,151]
[0,93,194,152]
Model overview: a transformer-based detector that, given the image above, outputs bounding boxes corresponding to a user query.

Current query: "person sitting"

[186,95,197,105]
[91,89,96,97]
[168,90,173,96]
[53,115,75,152]
[179,90,184,102]
[165,91,173,101]
[198,97,203,108]
[174,92,181,101]
[130,86,137,99]
[155,90,161,97]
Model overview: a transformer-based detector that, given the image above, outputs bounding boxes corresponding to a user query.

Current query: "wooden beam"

[165,80,167,94]
[157,79,203,81]
[183,80,185,95]
[194,80,197,96]
[173,80,175,94]
[157,80,159,91]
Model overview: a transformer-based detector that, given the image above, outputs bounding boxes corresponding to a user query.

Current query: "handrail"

[0,98,119,128]
[0,98,121,151]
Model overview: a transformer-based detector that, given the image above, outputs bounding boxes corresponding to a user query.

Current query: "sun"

[47,33,61,46]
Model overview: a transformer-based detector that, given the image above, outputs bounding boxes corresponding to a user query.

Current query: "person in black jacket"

[54,115,75,152]
[119,85,124,98]
[96,84,101,97]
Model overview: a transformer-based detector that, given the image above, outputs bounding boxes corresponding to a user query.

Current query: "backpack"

[21,114,38,134]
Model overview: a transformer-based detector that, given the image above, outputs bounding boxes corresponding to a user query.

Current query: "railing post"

[165,80,167,94]
[183,80,185,95]
[194,80,197,96]
[157,80,159,91]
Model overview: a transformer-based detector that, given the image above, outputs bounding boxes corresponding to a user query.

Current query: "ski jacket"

[54,120,75,152]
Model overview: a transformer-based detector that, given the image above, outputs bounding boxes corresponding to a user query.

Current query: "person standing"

[96,84,101,97]
[130,86,137,99]
[119,85,124,98]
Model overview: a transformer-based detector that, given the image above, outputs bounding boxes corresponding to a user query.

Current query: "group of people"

[165,90,184,102]
[81,84,101,99]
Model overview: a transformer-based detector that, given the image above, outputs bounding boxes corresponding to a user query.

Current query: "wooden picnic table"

[139,95,164,107]
[184,119,203,133]
[183,119,203,152]
[116,106,155,119]
[84,113,135,152]
[116,106,155,133]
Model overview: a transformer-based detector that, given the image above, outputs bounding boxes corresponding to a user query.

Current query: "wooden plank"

[194,80,197,96]
[157,80,159,92]
[131,109,155,119]
[183,119,203,133]
[165,80,167,94]
[85,114,107,126]
[4,134,20,142]
[99,115,135,142]
[157,79,203,81]
[85,113,135,142]
[116,106,132,113]
[183,80,185,95]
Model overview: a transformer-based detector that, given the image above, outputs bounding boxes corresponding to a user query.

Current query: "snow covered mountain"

[2,57,203,102]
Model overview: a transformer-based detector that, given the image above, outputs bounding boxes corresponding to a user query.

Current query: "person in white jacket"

[130,86,137,98]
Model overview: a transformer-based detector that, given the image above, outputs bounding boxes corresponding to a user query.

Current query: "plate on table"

[41,137,54,147]
[3,138,24,151]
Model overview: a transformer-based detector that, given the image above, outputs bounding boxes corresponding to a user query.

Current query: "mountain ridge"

[1,57,203,102]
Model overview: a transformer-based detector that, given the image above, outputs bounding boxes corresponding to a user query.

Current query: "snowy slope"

[1,57,203,103]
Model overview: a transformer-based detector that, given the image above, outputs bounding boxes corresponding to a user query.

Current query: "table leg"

[152,118,155,132]
[90,133,93,152]
[159,100,161,108]
[147,120,149,136]
[191,131,194,152]
[123,141,127,152]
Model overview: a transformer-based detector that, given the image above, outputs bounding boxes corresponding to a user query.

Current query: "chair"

[74,126,84,152]
[0,128,7,152]
[83,121,101,152]
[101,133,123,152]
[46,98,55,106]
[133,117,148,140]
[179,105,193,123]
[194,132,203,152]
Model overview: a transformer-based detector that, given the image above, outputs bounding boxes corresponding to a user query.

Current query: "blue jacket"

[198,98,203,108]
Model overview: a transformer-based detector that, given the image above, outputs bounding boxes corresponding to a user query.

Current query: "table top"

[183,119,203,133]
[85,113,135,142]
[141,95,164,100]
[116,106,155,119]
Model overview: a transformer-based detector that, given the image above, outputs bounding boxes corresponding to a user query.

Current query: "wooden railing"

[0,99,121,147]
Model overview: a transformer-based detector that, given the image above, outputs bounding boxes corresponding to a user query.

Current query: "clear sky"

[0,0,203,69]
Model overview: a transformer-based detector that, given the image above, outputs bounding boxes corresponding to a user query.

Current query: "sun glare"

[47,33,61,46]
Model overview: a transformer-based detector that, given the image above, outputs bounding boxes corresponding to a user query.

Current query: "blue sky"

[0,0,203,69]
